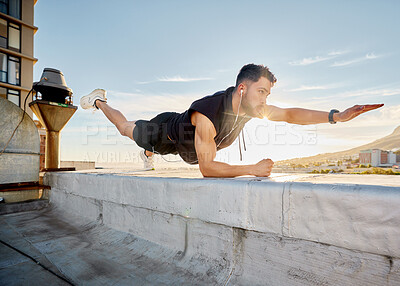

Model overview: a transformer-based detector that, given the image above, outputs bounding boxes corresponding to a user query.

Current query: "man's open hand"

[252,159,274,177]
[335,104,384,123]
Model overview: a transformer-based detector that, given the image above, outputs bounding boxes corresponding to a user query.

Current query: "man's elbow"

[199,161,214,177]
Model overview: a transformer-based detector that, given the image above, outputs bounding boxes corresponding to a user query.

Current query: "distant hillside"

[277,125,400,165]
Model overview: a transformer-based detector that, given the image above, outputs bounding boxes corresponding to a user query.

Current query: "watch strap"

[329,109,339,124]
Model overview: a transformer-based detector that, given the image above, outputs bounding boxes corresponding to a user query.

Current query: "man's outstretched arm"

[264,104,384,125]
[191,111,273,178]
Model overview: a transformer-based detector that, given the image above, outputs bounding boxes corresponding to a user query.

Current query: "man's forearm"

[200,161,254,178]
[286,108,338,125]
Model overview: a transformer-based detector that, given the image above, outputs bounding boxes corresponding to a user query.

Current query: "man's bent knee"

[117,121,136,140]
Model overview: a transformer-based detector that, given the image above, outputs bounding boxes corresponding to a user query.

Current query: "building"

[359,149,398,167]
[0,0,37,118]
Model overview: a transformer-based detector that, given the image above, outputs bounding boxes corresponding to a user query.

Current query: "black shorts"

[133,112,179,155]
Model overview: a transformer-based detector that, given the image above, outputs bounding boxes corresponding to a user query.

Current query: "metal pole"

[45,130,60,169]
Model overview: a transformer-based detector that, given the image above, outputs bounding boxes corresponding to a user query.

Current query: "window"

[0,52,20,85]
[7,88,19,106]
[8,22,19,51]
[0,18,21,51]
[0,1,7,15]
[0,87,20,106]
[0,0,21,20]
[0,52,6,82]
[8,0,20,19]
[8,55,19,85]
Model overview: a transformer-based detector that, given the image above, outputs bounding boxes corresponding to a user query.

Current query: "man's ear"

[238,82,247,95]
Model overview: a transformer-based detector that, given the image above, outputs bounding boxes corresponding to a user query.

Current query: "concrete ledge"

[44,171,400,284]
[45,172,400,257]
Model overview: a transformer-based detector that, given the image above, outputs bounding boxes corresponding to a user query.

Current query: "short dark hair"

[235,64,277,87]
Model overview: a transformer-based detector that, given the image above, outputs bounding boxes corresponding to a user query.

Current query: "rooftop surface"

[1,207,225,285]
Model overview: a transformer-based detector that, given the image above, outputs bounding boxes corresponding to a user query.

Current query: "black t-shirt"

[167,86,252,164]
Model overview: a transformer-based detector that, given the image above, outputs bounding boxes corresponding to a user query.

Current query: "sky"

[33,0,400,166]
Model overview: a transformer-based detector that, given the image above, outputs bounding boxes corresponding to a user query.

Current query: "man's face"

[241,77,272,119]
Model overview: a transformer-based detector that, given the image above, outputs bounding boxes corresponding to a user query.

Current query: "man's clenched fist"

[252,159,274,177]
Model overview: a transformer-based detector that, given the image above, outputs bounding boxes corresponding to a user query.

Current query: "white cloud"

[137,75,213,84]
[331,59,361,67]
[366,52,379,59]
[286,84,336,92]
[331,52,382,67]
[327,50,348,56]
[289,55,332,66]
[135,80,152,84]
[216,68,233,73]
[289,50,349,66]
[157,76,213,82]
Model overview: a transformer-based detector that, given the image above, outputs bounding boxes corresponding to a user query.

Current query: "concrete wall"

[0,97,40,184]
[45,172,400,285]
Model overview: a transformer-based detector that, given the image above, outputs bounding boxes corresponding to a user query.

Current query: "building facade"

[359,149,398,167]
[0,0,37,118]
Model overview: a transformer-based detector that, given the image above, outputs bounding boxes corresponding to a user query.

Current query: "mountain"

[277,125,400,165]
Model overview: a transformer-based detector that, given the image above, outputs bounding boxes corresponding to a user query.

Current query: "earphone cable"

[151,90,246,165]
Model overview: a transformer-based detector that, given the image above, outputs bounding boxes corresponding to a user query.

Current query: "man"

[80,64,383,177]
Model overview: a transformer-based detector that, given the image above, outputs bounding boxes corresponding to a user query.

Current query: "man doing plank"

[80,64,383,177]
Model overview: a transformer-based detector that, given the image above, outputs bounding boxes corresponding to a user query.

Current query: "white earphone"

[240,89,243,97]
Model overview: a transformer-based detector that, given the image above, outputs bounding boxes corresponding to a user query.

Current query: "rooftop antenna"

[29,68,77,171]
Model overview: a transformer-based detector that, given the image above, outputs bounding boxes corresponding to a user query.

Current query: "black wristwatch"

[329,109,339,124]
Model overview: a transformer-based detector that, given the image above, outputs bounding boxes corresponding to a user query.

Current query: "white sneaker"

[80,89,107,110]
[140,150,155,170]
